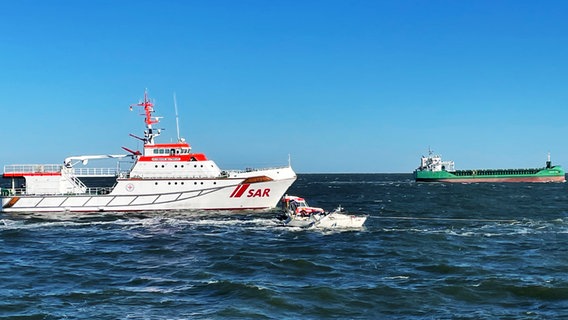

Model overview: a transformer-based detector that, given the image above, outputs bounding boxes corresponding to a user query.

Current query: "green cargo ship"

[414,151,565,183]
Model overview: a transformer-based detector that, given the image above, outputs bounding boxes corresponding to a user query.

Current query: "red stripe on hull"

[3,172,61,177]
[137,153,208,162]
[230,184,250,197]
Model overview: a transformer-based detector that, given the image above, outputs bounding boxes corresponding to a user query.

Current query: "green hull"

[415,166,566,183]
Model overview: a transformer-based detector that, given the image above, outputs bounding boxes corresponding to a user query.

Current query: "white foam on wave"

[0,210,283,233]
[0,216,142,231]
[384,275,410,280]
[379,217,568,238]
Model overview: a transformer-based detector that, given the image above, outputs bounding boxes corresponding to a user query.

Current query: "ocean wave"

[3,174,568,318]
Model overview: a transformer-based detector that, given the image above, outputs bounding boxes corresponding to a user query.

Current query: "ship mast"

[547,152,552,168]
[130,90,162,145]
[173,92,183,142]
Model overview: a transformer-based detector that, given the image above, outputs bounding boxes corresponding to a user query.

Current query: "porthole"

[155,182,158,185]
[168,182,171,185]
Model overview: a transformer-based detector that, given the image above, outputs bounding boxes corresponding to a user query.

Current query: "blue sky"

[1,0,568,173]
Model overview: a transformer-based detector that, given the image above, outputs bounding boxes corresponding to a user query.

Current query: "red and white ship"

[1,91,296,213]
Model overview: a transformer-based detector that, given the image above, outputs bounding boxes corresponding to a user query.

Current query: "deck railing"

[72,167,119,177]
[4,164,62,174]
[3,165,119,177]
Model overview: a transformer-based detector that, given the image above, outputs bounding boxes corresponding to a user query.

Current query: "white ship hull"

[1,167,295,213]
[280,196,367,229]
[284,211,367,229]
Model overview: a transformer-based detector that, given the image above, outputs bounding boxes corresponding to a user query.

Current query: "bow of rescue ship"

[1,91,296,213]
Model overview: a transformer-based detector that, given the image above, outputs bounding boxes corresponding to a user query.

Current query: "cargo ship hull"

[414,168,566,183]
[415,176,566,183]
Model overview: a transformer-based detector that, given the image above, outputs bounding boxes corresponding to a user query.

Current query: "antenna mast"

[173,92,181,142]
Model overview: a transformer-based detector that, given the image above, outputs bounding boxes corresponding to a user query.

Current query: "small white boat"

[280,195,367,229]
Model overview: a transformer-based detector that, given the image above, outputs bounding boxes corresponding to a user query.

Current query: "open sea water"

[2,173,568,319]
